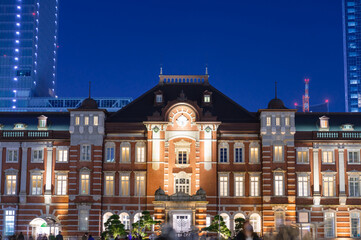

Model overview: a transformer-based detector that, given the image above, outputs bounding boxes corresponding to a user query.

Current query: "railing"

[313,131,361,140]
[159,75,208,84]
[1,130,52,139]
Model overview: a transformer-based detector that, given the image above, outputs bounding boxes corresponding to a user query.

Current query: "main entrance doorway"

[172,213,192,233]
[29,218,60,238]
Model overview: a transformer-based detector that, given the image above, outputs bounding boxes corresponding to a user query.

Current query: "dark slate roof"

[0,112,70,131]
[267,98,287,109]
[108,83,257,123]
[78,98,98,109]
[296,112,361,131]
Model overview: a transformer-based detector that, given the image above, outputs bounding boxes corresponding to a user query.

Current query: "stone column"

[338,148,347,205]
[203,127,212,170]
[0,147,3,201]
[313,149,321,205]
[45,147,53,205]
[19,147,28,203]
[152,126,161,170]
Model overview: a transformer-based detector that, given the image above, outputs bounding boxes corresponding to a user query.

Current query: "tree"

[203,215,231,239]
[131,211,161,238]
[102,214,127,240]
[234,217,246,235]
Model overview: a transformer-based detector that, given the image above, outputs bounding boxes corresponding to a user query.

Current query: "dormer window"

[319,116,329,130]
[37,115,47,129]
[341,124,354,131]
[156,94,163,103]
[203,90,212,104]
[14,123,26,130]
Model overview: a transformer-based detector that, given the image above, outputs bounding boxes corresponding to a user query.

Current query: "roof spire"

[89,81,91,98]
[275,81,277,99]
[160,64,163,75]
[205,64,208,75]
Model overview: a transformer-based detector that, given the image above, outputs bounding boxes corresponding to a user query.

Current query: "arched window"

[250,213,261,233]
[119,212,130,230]
[103,212,113,230]
[135,142,146,163]
[220,213,230,229]
[134,212,142,224]
[218,142,229,163]
[105,142,115,163]
[233,213,246,230]
[174,171,191,194]
[120,142,131,163]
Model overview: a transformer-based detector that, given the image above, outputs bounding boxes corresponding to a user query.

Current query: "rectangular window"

[57,149,68,162]
[79,209,89,231]
[250,176,259,197]
[136,146,145,163]
[31,175,42,195]
[274,174,284,196]
[349,151,360,163]
[250,147,259,163]
[351,212,360,238]
[297,175,309,197]
[234,175,244,197]
[324,212,335,238]
[219,175,228,196]
[234,147,243,163]
[32,149,43,162]
[274,146,283,162]
[84,116,89,125]
[105,175,114,196]
[106,147,115,162]
[7,149,18,162]
[81,145,91,161]
[219,147,228,163]
[120,175,130,196]
[323,175,335,197]
[178,151,187,164]
[322,151,334,163]
[276,117,280,126]
[204,95,211,103]
[266,117,271,126]
[93,116,99,126]
[121,146,130,162]
[135,174,146,196]
[56,174,67,195]
[5,210,15,236]
[80,173,90,195]
[349,176,360,197]
[156,94,163,103]
[6,175,17,195]
[39,119,46,128]
[175,178,190,194]
[297,150,309,163]
[285,117,290,126]
[75,116,80,125]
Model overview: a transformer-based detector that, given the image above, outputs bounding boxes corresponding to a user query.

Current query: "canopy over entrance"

[29,217,60,238]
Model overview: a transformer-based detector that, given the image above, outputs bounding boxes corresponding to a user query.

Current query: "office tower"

[0,0,58,109]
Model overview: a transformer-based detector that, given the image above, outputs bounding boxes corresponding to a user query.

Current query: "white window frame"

[120,142,131,163]
[250,174,260,197]
[30,172,43,195]
[104,173,115,196]
[349,173,361,197]
[297,149,309,164]
[219,142,229,163]
[249,144,260,164]
[93,115,99,126]
[135,142,146,163]
[234,173,245,197]
[322,150,334,164]
[135,172,146,196]
[56,172,68,195]
[80,144,91,161]
[274,209,285,230]
[274,172,284,196]
[174,172,191,194]
[6,149,19,163]
[204,94,211,103]
[234,142,244,163]
[350,211,361,238]
[250,213,261,233]
[297,173,310,197]
[4,209,16,236]
[5,172,17,195]
[219,173,229,197]
[79,208,90,231]
[105,142,115,163]
[32,148,44,163]
[322,174,336,197]
[120,212,130,230]
[155,94,163,103]
[79,170,91,195]
[273,145,283,162]
[56,147,68,163]
[349,150,360,164]
[324,211,335,238]
[119,172,130,196]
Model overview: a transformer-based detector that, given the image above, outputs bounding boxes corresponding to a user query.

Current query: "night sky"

[57,0,344,112]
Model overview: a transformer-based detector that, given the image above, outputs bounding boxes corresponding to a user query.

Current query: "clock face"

[176,114,188,127]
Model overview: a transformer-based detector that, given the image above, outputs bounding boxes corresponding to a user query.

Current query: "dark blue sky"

[57,0,344,112]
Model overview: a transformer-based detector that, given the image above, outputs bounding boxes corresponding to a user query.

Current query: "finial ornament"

[205,64,208,75]
[160,64,163,75]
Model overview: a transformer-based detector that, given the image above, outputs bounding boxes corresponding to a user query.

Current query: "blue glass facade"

[0,0,58,109]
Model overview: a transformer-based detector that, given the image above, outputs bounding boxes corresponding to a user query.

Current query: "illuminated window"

[155,94,163,103]
[75,116,80,125]
[274,146,283,162]
[105,175,114,196]
[38,120,46,128]
[250,176,259,197]
[322,150,334,163]
[219,174,228,196]
[14,123,25,129]
[120,212,130,230]
[80,173,90,195]
[79,209,89,231]
[105,144,115,163]
[349,175,360,197]
[297,175,309,197]
[5,210,15,236]
[250,147,259,163]
[135,173,146,196]
[274,174,284,196]
[93,116,99,126]
[32,149,43,162]
[351,212,361,238]
[121,144,130,163]
[324,212,335,238]
[234,174,244,197]
[275,210,285,230]
[204,94,211,103]
[84,116,89,125]
[57,149,68,162]
[81,145,91,161]
[6,175,17,195]
[297,150,308,163]
[319,116,329,129]
[285,117,290,126]
[276,117,280,126]
[7,149,18,163]
[120,174,130,196]
[136,144,145,163]
[56,173,67,195]
[349,150,360,163]
[323,175,335,197]
[175,177,190,194]
[250,213,261,233]
[266,117,271,126]
[31,174,42,195]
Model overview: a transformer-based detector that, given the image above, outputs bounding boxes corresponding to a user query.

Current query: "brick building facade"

[0,74,361,239]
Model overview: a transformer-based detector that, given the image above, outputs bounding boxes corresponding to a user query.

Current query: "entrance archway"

[29,217,60,238]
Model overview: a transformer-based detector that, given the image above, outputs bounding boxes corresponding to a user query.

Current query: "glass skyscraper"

[0,0,58,109]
